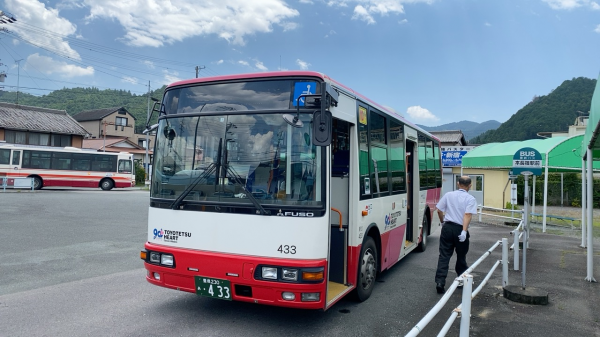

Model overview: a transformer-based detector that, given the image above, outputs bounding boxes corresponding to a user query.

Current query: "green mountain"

[0,86,166,130]
[417,120,501,141]
[471,77,595,144]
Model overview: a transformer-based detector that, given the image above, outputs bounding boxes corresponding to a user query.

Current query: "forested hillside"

[471,77,595,144]
[0,86,166,127]
[417,120,501,141]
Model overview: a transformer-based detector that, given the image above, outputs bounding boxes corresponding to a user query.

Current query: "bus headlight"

[282,268,298,281]
[160,254,174,266]
[149,252,161,263]
[262,267,278,280]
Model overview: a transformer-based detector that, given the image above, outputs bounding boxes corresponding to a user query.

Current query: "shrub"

[571,197,581,208]
[135,163,146,185]
[505,202,520,210]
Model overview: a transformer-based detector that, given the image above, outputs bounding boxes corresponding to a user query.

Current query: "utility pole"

[145,80,151,179]
[195,65,205,78]
[15,59,22,104]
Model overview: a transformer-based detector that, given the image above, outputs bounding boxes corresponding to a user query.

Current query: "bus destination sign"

[512,147,542,176]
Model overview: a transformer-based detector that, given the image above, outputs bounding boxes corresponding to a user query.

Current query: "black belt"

[445,221,462,226]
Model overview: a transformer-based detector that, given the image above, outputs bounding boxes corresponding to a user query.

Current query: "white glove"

[458,230,467,242]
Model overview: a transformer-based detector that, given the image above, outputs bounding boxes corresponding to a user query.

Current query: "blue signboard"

[442,151,468,167]
[512,147,542,176]
[292,82,317,106]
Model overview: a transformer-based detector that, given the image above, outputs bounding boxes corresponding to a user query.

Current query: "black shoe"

[436,283,445,294]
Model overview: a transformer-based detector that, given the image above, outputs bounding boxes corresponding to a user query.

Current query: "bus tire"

[417,214,429,252]
[100,178,114,191]
[31,176,43,190]
[356,236,378,302]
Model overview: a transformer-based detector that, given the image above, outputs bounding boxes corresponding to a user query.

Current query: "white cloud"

[81,0,300,46]
[5,0,81,59]
[300,0,314,3]
[485,22,492,26]
[296,59,310,70]
[238,60,250,67]
[255,61,268,71]
[399,19,408,24]
[143,61,155,69]
[162,69,181,85]
[325,30,337,38]
[121,76,138,85]
[353,5,376,24]
[542,0,599,10]
[25,53,94,77]
[406,105,439,122]
[326,0,432,24]
[280,22,299,31]
[595,24,600,33]
[216,60,224,65]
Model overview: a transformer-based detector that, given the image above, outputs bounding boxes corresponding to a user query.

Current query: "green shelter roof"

[583,74,600,160]
[462,135,600,172]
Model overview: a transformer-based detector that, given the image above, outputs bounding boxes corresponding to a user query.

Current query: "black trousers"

[435,223,470,286]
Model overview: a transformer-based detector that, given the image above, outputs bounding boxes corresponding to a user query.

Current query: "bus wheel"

[417,216,428,252]
[356,237,378,301]
[100,179,114,191]
[31,176,43,190]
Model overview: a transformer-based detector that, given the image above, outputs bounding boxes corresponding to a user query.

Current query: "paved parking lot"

[1,188,599,336]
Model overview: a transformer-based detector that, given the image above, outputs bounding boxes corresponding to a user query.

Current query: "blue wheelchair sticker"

[293,82,317,106]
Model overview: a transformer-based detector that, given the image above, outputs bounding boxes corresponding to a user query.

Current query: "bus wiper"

[225,164,270,215]
[170,163,217,210]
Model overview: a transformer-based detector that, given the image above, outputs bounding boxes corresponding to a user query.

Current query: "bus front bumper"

[142,242,328,310]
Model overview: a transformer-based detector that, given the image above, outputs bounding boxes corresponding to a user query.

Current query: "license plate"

[194,276,232,301]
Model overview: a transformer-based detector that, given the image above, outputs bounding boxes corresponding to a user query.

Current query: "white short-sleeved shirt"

[436,189,478,226]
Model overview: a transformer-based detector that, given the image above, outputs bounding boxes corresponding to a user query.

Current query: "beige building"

[73,107,154,162]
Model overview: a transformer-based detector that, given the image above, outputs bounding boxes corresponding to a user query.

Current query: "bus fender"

[362,223,381,272]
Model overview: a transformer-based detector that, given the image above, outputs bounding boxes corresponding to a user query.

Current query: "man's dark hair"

[458,176,472,187]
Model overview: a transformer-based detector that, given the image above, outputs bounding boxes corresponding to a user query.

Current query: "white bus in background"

[141,71,442,310]
[0,143,135,190]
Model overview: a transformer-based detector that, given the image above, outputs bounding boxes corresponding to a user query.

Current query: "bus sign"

[512,147,542,176]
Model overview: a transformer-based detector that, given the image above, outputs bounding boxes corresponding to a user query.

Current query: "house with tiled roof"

[429,130,467,146]
[73,107,153,163]
[0,102,89,147]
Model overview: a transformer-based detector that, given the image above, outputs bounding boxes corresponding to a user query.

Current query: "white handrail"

[404,239,507,337]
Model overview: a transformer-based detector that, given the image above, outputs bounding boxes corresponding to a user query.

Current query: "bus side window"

[118,160,132,174]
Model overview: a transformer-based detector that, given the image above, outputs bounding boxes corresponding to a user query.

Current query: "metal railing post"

[478,204,482,222]
[502,238,508,287]
[459,275,473,337]
[513,229,519,271]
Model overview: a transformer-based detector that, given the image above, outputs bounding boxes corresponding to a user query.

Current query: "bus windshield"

[151,113,323,208]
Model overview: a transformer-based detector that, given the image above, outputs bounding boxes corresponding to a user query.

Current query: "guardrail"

[404,238,509,337]
[477,205,522,223]
[1,177,35,191]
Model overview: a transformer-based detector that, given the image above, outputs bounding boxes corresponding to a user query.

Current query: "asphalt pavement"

[0,188,599,336]
[451,221,600,337]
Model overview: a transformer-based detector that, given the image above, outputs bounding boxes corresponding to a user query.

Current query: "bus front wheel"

[356,236,378,302]
[100,179,114,191]
[31,176,43,190]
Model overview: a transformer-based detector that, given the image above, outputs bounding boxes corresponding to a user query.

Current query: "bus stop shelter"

[582,75,600,283]
[462,135,600,225]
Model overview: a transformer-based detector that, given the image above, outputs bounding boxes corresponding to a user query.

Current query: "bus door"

[405,140,415,243]
[11,149,22,171]
[327,118,352,307]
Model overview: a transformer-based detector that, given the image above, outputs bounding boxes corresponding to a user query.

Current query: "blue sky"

[0,0,599,126]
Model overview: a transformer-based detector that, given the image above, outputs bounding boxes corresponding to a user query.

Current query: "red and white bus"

[0,143,135,190]
[141,71,442,310]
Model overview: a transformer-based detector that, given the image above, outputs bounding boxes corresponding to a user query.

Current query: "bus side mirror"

[312,110,332,146]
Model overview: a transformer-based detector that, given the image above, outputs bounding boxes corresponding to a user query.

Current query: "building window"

[116,117,128,126]
[51,134,71,147]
